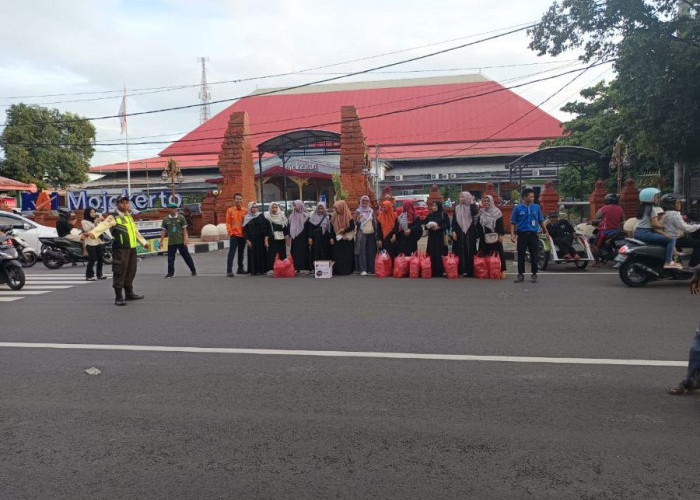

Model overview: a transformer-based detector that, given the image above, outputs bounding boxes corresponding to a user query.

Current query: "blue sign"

[66,190,182,212]
[21,192,59,211]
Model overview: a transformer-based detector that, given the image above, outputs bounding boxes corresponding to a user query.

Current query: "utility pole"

[198,57,211,125]
[673,0,690,197]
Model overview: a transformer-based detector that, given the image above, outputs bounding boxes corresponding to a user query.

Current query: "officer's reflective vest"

[112,213,138,249]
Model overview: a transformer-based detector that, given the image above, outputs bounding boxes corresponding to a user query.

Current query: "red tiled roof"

[0,175,33,191]
[160,75,563,160]
[89,154,219,173]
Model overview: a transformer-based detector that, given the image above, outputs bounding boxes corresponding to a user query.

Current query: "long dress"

[243,216,270,275]
[290,223,310,272]
[451,204,479,276]
[354,217,377,274]
[476,217,506,271]
[393,218,423,256]
[424,211,450,277]
[267,220,289,270]
[375,221,397,259]
[308,217,335,263]
[332,220,355,276]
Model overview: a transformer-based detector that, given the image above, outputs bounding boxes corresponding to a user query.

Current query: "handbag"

[484,232,499,244]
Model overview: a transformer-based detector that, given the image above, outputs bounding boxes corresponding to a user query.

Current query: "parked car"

[394,199,429,219]
[303,201,317,214]
[0,211,57,254]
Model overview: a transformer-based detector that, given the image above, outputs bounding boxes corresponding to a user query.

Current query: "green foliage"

[557,164,599,200]
[331,172,348,201]
[0,104,96,188]
[510,190,520,203]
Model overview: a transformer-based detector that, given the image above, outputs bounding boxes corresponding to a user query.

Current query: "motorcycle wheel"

[102,249,113,265]
[43,251,64,270]
[20,251,38,268]
[574,259,589,270]
[619,258,651,287]
[4,263,26,290]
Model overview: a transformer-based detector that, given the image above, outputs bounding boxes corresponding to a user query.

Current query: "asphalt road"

[1,252,698,499]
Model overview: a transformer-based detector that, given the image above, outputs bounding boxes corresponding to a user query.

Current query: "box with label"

[314,260,333,278]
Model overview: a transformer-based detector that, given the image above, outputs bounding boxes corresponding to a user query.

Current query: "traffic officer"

[82,195,149,305]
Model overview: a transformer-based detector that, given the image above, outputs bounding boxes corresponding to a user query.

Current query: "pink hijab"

[455,191,474,233]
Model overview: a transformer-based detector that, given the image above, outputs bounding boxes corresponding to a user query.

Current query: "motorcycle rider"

[592,194,625,266]
[82,195,149,306]
[56,208,87,256]
[660,193,700,268]
[633,187,681,270]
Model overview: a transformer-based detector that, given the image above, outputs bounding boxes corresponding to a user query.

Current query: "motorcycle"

[587,222,627,265]
[5,229,38,268]
[39,234,113,270]
[0,233,25,290]
[615,239,695,287]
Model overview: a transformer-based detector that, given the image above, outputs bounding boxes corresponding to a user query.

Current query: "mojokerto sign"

[66,190,182,212]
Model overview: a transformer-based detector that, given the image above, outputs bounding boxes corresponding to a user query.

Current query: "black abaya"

[308,218,334,262]
[451,204,479,276]
[243,216,269,275]
[267,220,289,270]
[290,224,310,271]
[392,218,423,256]
[424,211,450,276]
[332,220,355,275]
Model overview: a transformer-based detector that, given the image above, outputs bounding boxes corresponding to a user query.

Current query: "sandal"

[668,381,690,396]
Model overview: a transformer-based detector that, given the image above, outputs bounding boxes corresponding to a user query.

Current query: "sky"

[0,0,616,168]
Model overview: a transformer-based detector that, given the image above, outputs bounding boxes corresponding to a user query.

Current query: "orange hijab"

[377,200,396,238]
[332,200,352,234]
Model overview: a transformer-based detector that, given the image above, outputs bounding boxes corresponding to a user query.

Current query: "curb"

[187,240,230,254]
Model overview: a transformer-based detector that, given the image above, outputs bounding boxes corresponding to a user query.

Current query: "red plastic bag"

[393,253,409,278]
[273,253,295,278]
[420,252,432,279]
[409,252,421,279]
[375,250,393,278]
[442,252,459,280]
[473,252,489,279]
[486,252,502,279]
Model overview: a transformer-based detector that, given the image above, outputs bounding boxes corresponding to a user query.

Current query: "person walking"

[160,202,196,278]
[288,200,310,274]
[510,188,549,283]
[354,195,377,276]
[81,207,107,281]
[668,266,700,395]
[423,200,450,277]
[476,195,507,279]
[225,193,247,277]
[82,195,149,306]
[451,191,479,277]
[376,200,397,258]
[265,202,290,273]
[243,202,270,275]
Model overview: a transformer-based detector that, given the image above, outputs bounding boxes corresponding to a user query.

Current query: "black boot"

[124,286,144,300]
[114,288,126,306]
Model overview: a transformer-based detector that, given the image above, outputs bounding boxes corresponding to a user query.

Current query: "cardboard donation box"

[314,260,333,278]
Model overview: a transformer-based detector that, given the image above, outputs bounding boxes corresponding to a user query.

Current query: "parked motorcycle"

[39,235,112,270]
[5,229,38,267]
[615,239,695,287]
[0,233,25,290]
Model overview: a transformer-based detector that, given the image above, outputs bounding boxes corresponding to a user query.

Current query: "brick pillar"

[340,106,377,211]
[215,112,256,222]
[588,179,608,219]
[426,183,444,208]
[483,182,501,204]
[201,191,217,226]
[620,177,639,220]
[539,180,560,215]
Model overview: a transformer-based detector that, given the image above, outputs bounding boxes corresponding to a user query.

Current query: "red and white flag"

[118,89,127,134]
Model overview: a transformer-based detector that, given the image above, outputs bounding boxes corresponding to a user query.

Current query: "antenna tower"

[198,56,211,124]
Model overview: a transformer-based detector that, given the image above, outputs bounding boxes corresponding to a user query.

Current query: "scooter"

[588,223,627,265]
[615,239,695,287]
[0,233,25,290]
[5,229,38,268]
[39,235,112,270]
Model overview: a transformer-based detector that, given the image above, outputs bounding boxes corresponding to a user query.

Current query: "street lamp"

[161,158,184,200]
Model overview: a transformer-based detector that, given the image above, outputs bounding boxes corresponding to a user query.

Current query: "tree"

[0,104,96,188]
[529,1,700,166]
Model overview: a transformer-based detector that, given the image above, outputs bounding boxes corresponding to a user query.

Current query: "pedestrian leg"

[95,244,105,278]
[226,236,237,274]
[516,232,528,276]
[527,232,539,276]
[166,244,176,276]
[178,244,197,275]
[85,245,97,279]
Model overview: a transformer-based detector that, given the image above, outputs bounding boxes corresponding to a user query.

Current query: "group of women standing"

[241,191,507,278]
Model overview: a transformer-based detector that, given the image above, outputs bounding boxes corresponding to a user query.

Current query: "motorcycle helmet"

[604,193,618,205]
[57,207,71,218]
[660,193,685,211]
[638,187,660,203]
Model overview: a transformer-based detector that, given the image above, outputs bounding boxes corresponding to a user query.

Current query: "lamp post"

[161,158,184,203]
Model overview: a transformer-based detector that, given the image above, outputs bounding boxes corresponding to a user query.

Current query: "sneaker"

[164,274,173,279]
[97,276,107,280]
[514,274,524,283]
[664,262,683,270]
[531,274,538,283]
[226,273,235,277]
[361,271,368,276]
[86,277,96,281]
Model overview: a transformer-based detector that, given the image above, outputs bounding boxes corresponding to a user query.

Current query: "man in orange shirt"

[226,193,247,277]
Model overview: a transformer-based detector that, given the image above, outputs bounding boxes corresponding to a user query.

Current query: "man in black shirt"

[546,212,577,260]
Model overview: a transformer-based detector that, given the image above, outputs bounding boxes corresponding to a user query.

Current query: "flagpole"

[123,85,131,195]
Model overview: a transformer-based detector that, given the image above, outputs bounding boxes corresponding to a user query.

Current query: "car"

[0,211,57,253]
[394,199,429,219]
[303,201,317,213]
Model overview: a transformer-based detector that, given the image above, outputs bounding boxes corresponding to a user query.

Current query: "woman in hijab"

[476,195,507,279]
[243,201,270,275]
[81,207,106,281]
[288,200,310,274]
[331,200,355,275]
[308,201,335,264]
[354,195,377,275]
[423,200,450,277]
[451,191,479,276]
[393,200,423,256]
[376,200,397,258]
[265,202,289,272]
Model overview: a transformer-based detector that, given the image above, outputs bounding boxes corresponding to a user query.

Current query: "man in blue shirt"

[510,188,550,283]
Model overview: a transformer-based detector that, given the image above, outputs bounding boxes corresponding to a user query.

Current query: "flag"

[118,90,127,134]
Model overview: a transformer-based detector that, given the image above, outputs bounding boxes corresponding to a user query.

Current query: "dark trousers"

[112,247,138,289]
[516,231,540,275]
[684,324,700,386]
[86,244,104,279]
[167,243,196,275]
[226,235,246,273]
[554,235,576,257]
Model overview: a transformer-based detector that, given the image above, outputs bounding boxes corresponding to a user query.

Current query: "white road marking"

[0,342,686,367]
[0,290,51,295]
[21,281,88,285]
[0,297,22,302]
[23,285,73,289]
